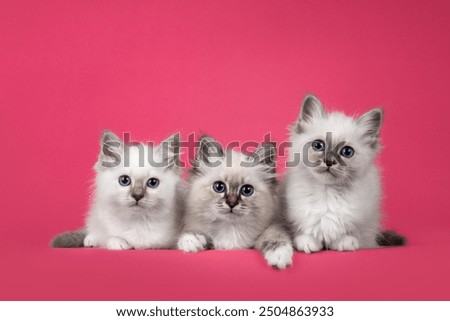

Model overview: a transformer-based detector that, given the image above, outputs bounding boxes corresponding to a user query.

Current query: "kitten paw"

[264,243,293,269]
[177,233,207,252]
[294,234,322,254]
[331,235,360,251]
[84,234,100,247]
[106,237,132,250]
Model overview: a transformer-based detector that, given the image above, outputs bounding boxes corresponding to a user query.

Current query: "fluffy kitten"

[177,136,293,269]
[51,130,184,250]
[285,94,405,253]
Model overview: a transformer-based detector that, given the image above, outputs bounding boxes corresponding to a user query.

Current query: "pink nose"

[226,194,239,208]
[132,193,144,202]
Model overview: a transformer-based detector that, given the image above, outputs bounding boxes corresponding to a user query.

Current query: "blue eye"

[240,184,254,197]
[147,178,160,188]
[213,181,226,193]
[312,140,325,151]
[118,175,131,186]
[340,146,354,158]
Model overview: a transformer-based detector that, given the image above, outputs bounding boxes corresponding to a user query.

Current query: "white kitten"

[51,130,184,250]
[285,94,404,253]
[177,136,293,269]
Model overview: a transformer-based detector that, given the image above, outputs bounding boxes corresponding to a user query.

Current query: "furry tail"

[50,228,86,248]
[376,230,406,246]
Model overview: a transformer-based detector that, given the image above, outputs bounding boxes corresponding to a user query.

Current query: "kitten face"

[94,131,181,214]
[290,95,383,185]
[190,136,276,223]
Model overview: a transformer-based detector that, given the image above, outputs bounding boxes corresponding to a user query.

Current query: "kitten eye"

[212,181,226,193]
[312,140,325,151]
[240,184,254,197]
[118,175,131,186]
[340,146,354,158]
[147,178,160,188]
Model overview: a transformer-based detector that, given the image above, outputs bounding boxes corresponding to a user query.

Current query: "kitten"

[51,130,184,250]
[285,94,405,253]
[177,135,293,269]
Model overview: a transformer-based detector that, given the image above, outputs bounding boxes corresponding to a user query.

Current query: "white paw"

[106,237,132,250]
[294,234,322,254]
[177,233,207,252]
[331,235,360,251]
[264,244,293,269]
[84,234,100,247]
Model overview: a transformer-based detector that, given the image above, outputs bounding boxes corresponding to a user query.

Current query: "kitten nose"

[132,193,144,202]
[325,158,336,167]
[226,194,239,209]
[131,193,144,202]
[132,186,145,202]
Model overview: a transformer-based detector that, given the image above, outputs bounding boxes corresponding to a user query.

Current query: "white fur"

[286,98,382,252]
[177,233,207,252]
[294,234,322,253]
[286,165,380,251]
[264,243,293,269]
[84,133,182,250]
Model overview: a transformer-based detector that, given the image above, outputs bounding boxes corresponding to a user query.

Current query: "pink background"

[1,0,450,300]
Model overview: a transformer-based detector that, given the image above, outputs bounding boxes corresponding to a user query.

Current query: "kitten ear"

[253,142,276,174]
[357,108,383,146]
[294,94,326,133]
[190,135,224,176]
[300,94,326,123]
[157,133,181,172]
[98,130,123,169]
[196,135,224,164]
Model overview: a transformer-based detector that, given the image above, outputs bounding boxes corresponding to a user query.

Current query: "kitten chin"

[51,130,184,250]
[286,94,405,252]
[177,135,293,269]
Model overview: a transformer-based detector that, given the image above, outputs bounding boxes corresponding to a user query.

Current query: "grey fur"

[301,94,325,121]
[254,213,293,268]
[170,182,188,249]
[358,108,383,138]
[198,135,224,163]
[50,228,86,248]
[99,130,122,168]
[189,135,225,176]
[358,108,384,148]
[160,133,181,171]
[254,178,295,268]
[376,230,406,246]
[179,136,293,268]
[252,142,276,174]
